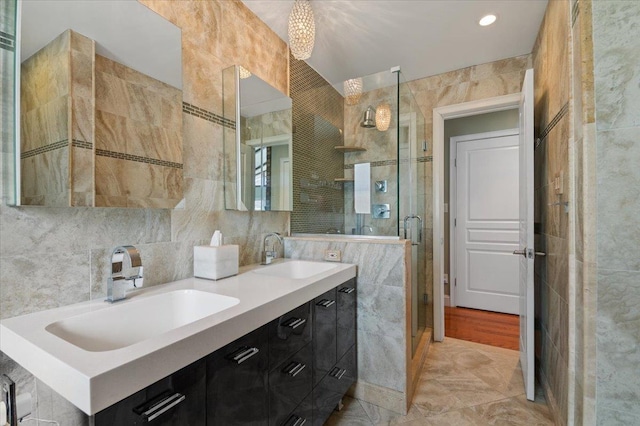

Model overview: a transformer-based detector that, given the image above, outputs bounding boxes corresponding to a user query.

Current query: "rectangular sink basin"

[46,290,239,352]
[253,260,338,280]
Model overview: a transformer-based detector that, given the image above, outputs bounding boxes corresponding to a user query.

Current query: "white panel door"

[518,69,535,401]
[454,130,520,314]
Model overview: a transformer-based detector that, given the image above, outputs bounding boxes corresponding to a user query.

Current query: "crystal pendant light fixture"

[375,103,391,131]
[238,65,251,79]
[344,78,363,106]
[288,0,316,60]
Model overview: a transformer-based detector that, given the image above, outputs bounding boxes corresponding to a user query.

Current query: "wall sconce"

[375,103,391,131]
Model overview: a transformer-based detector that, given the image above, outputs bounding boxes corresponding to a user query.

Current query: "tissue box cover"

[194,245,239,280]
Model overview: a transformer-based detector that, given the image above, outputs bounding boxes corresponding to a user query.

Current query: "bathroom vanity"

[0,260,356,425]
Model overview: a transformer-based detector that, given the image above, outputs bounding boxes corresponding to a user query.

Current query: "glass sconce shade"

[238,65,252,79]
[344,78,363,105]
[375,103,391,131]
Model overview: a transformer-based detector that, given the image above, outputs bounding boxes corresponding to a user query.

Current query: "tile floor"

[327,337,554,425]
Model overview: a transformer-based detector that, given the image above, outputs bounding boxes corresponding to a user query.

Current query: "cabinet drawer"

[269,344,312,426]
[94,359,206,426]
[281,394,313,426]
[312,345,357,426]
[207,326,269,426]
[269,302,312,371]
[313,288,337,386]
[336,279,357,361]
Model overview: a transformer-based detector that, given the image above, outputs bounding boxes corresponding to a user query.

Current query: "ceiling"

[241,0,547,87]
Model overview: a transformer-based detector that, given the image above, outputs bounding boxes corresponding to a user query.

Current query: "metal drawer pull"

[227,346,260,364]
[316,299,335,308]
[329,367,347,380]
[339,287,355,294]
[283,414,307,426]
[283,361,306,377]
[140,392,186,422]
[283,317,307,329]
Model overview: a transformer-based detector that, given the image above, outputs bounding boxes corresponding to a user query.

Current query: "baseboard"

[444,294,451,307]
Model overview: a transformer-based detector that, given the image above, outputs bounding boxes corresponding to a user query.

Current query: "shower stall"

[290,65,433,355]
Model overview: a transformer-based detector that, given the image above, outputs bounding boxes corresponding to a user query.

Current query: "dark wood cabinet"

[94,278,356,426]
[206,325,269,426]
[93,359,206,426]
[313,288,338,386]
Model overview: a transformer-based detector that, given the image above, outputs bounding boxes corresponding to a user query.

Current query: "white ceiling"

[241,0,547,86]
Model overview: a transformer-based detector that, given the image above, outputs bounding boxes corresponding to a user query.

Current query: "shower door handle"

[403,215,423,244]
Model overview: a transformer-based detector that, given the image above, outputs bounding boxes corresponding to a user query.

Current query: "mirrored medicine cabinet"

[222,65,293,212]
[13,0,183,208]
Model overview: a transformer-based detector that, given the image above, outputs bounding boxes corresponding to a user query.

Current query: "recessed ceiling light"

[479,14,497,26]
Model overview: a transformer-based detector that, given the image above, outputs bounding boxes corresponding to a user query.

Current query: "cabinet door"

[336,279,357,361]
[93,359,206,426]
[312,288,337,386]
[312,345,357,426]
[269,302,312,371]
[269,344,312,426]
[206,326,269,426]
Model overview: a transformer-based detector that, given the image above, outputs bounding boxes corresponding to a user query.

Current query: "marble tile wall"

[592,1,640,424]
[0,0,289,423]
[284,236,412,414]
[531,0,573,424]
[94,54,183,208]
[19,31,71,206]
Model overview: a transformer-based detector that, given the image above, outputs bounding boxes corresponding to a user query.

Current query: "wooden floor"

[445,306,519,350]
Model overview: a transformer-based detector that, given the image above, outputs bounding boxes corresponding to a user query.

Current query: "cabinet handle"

[134,392,186,423]
[226,346,260,364]
[282,361,306,377]
[316,299,335,308]
[283,414,307,426]
[338,287,355,294]
[282,317,307,329]
[329,367,347,380]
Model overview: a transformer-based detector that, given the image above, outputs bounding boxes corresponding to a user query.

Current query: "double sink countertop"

[0,259,356,415]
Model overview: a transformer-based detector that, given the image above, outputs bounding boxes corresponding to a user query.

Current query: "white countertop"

[0,259,356,415]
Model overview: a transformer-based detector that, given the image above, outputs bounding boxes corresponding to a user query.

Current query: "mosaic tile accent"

[0,30,15,52]
[95,149,183,169]
[21,139,94,159]
[290,54,345,234]
[21,139,69,159]
[72,139,93,150]
[183,102,235,129]
[536,102,569,147]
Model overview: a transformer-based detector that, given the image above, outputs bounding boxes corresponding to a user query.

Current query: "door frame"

[448,128,520,309]
[432,93,521,341]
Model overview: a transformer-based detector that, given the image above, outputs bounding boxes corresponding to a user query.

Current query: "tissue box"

[194,245,239,280]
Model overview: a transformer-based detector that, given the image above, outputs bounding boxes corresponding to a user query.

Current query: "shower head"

[360,106,376,128]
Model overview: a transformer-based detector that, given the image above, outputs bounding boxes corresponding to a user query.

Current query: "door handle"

[513,249,547,258]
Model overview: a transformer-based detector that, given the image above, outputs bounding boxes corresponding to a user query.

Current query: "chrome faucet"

[261,232,283,265]
[107,245,144,303]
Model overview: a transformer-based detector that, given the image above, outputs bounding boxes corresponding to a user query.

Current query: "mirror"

[223,65,293,211]
[17,1,183,208]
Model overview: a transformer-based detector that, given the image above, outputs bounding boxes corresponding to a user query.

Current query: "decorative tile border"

[535,102,569,149]
[72,139,93,150]
[0,31,15,52]
[21,139,70,159]
[96,149,183,169]
[182,102,235,129]
[344,156,432,169]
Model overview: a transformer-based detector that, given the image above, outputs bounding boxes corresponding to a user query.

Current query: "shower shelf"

[334,146,366,152]
[334,177,354,182]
